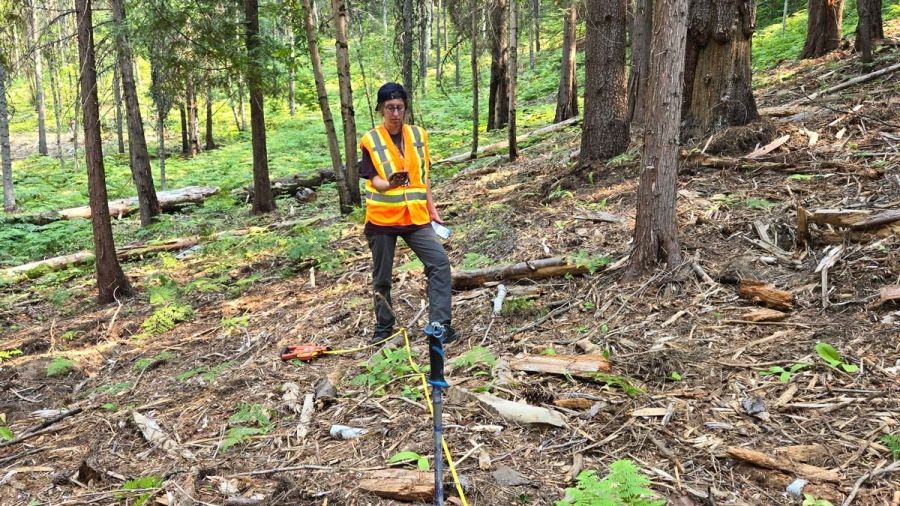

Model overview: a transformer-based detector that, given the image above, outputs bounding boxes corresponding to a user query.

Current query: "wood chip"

[509,354,611,376]
[358,469,433,501]
[745,135,790,159]
[553,398,594,410]
[738,280,795,311]
[632,407,670,418]
[741,308,787,322]
[877,285,900,306]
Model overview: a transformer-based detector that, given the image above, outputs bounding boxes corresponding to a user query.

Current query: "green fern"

[141,303,194,336]
[452,346,496,369]
[880,433,900,460]
[0,348,23,363]
[557,460,664,506]
[118,475,163,506]
[221,404,272,450]
[133,351,175,372]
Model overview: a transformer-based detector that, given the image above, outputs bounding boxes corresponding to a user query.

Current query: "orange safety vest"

[360,124,432,227]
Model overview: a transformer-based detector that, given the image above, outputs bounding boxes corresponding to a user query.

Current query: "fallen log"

[4,186,220,225]
[510,354,611,376]
[435,117,580,166]
[358,469,433,501]
[738,465,844,503]
[738,280,795,311]
[451,257,589,290]
[799,208,900,241]
[725,446,842,483]
[236,169,335,202]
[1,217,320,282]
[784,60,900,107]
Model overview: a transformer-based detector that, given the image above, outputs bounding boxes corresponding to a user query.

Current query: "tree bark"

[579,0,629,163]
[149,53,170,191]
[244,0,275,214]
[507,0,518,161]
[112,63,125,154]
[47,20,65,168]
[436,0,443,81]
[402,0,414,123]
[179,104,188,154]
[110,0,161,226]
[75,0,132,303]
[205,85,215,150]
[302,0,352,214]
[554,1,578,123]
[682,0,759,138]
[30,0,49,156]
[420,0,432,94]
[237,77,247,132]
[855,0,882,63]
[533,0,540,52]
[332,0,360,206]
[627,0,688,277]
[801,0,843,59]
[627,0,652,126]
[488,0,509,131]
[471,0,480,159]
[185,77,201,156]
[1,61,15,212]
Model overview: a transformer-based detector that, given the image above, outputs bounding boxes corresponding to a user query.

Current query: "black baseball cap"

[376,82,408,110]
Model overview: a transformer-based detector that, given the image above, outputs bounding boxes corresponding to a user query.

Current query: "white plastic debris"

[329,424,366,440]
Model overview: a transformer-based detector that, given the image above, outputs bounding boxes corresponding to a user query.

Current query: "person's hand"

[429,208,444,224]
[389,172,409,188]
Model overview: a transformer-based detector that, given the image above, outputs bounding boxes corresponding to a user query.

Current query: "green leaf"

[417,457,430,472]
[669,372,682,381]
[47,357,75,377]
[0,426,14,441]
[815,342,841,366]
[840,363,859,373]
[388,451,422,464]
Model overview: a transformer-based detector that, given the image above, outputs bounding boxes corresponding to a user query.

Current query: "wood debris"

[725,446,842,483]
[451,256,590,290]
[132,411,194,460]
[509,353,611,376]
[475,391,568,428]
[357,469,433,501]
[741,308,787,322]
[738,280,795,310]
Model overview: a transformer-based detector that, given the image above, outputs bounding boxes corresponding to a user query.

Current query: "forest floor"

[2,37,900,506]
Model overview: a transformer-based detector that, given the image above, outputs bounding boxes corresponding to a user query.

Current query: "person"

[359,83,456,345]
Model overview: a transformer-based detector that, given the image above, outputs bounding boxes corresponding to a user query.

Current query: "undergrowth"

[557,460,664,506]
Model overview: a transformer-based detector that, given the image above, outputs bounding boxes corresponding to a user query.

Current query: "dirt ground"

[2,40,900,506]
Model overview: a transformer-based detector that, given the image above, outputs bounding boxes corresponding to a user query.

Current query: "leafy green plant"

[815,342,859,373]
[286,225,344,271]
[118,475,163,506]
[134,351,175,372]
[388,451,430,471]
[221,315,250,330]
[452,346,496,369]
[351,347,420,396]
[583,373,643,397]
[787,174,816,181]
[141,303,194,336]
[745,198,776,210]
[557,460,664,506]
[461,252,493,270]
[176,360,234,382]
[47,357,76,377]
[0,414,13,441]
[760,363,810,383]
[568,250,611,274]
[0,348,23,363]
[802,494,833,506]
[880,433,900,459]
[221,403,272,450]
[541,347,558,356]
[669,372,682,382]
[501,297,543,316]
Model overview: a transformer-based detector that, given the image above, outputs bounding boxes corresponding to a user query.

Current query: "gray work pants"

[367,227,451,334]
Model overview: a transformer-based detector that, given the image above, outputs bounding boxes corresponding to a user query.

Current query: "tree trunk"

[507,0,518,161]
[149,50,171,192]
[436,0,443,81]
[30,0,49,156]
[627,0,652,126]
[420,0,432,94]
[801,0,843,59]
[782,0,789,32]
[245,0,275,214]
[682,0,759,138]
[533,0,540,52]
[157,113,167,191]
[205,85,215,150]
[471,0,480,159]
[69,68,79,172]
[488,0,509,131]
[113,62,125,154]
[855,0,882,63]
[75,0,132,303]
[287,21,296,116]
[402,0,414,123]
[627,0,688,277]
[579,0,629,163]
[47,41,65,167]
[179,105,188,154]
[383,0,389,69]
[1,62,15,212]
[554,1,578,123]
[332,0,360,206]
[237,77,247,131]
[186,78,201,156]
[110,0,161,226]
[302,0,352,214]
[528,0,535,69]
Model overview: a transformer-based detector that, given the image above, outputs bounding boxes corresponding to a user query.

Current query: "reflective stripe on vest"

[369,129,395,179]
[409,126,427,183]
[366,190,428,204]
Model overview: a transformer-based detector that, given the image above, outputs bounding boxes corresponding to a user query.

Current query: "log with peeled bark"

[800,208,900,239]
[435,117,580,166]
[237,169,335,203]
[4,186,219,225]
[451,256,589,290]
[738,280,795,311]
[725,446,842,483]
[510,354,612,376]
[357,469,433,501]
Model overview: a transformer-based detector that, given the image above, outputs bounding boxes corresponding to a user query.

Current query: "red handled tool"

[280,344,330,362]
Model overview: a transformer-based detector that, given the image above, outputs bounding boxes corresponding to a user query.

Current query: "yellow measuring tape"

[317,329,470,505]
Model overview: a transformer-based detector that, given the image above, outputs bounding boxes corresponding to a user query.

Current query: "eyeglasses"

[384,105,406,113]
